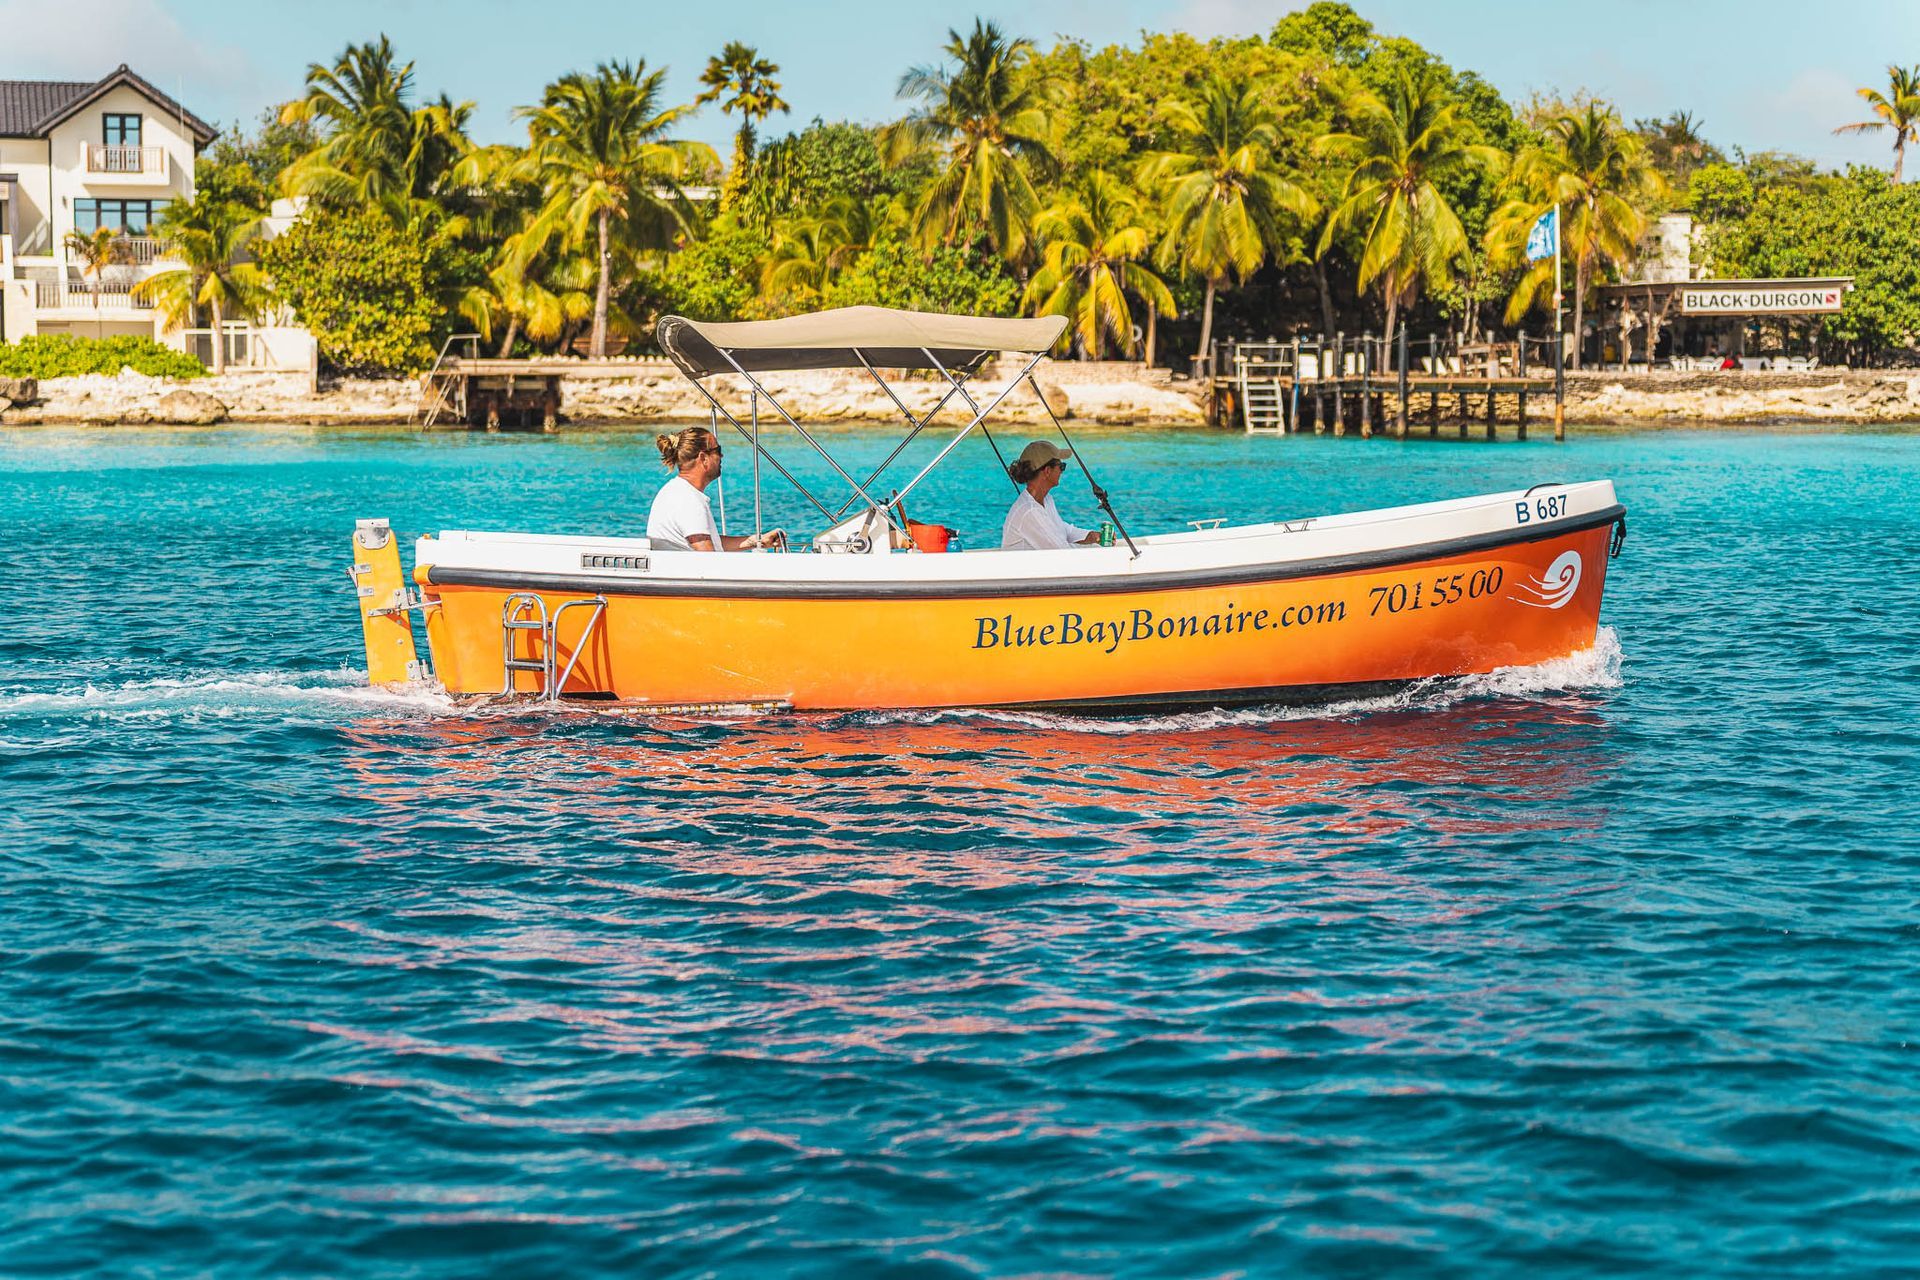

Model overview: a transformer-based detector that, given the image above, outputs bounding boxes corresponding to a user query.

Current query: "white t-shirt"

[647,474,721,550]
[1001,490,1090,551]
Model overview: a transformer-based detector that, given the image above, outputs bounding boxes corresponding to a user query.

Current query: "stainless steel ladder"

[501,593,607,700]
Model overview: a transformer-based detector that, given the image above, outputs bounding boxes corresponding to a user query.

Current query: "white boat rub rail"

[418,482,1622,594]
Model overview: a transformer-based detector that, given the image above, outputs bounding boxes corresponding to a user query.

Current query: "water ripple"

[4,427,1919,1277]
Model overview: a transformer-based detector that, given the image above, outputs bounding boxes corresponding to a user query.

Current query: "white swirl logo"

[1513,550,1583,609]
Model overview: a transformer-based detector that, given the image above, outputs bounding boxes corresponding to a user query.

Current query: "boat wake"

[0,667,453,725]
[864,626,1624,734]
[0,628,1620,733]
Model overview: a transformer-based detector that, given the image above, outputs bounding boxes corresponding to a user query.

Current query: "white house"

[0,65,215,343]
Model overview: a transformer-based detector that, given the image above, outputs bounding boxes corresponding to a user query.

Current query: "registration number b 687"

[1515,493,1567,524]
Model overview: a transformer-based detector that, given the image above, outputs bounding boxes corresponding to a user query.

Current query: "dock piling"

[1211,331,1555,444]
[1288,338,1302,434]
[1395,328,1409,438]
[1516,338,1529,441]
[1359,331,1373,438]
[417,352,673,430]
[1553,328,1567,442]
[1332,333,1346,436]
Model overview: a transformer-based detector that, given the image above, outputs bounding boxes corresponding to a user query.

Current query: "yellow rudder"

[351,518,420,687]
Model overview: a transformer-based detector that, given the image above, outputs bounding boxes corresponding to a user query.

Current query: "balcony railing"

[34,279,155,310]
[83,144,166,177]
[117,236,168,265]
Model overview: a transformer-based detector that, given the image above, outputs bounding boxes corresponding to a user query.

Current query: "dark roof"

[0,65,216,145]
[0,79,92,136]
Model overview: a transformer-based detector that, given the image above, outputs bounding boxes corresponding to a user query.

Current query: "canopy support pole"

[712,347,890,513]
[891,350,1049,512]
[676,374,839,524]
[834,351,975,518]
[712,404,728,534]
[1025,372,1140,559]
[922,348,1016,485]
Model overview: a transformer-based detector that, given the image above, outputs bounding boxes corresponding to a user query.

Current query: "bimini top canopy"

[657,306,1068,379]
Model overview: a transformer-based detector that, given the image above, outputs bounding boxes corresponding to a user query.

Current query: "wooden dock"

[417,340,674,429]
[413,330,1567,438]
[1209,333,1566,440]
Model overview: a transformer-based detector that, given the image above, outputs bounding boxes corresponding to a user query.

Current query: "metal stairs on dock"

[1239,379,1287,433]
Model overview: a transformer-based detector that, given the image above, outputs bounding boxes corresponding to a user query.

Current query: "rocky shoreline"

[4,363,1919,428]
[0,360,1212,429]
[1558,369,1920,424]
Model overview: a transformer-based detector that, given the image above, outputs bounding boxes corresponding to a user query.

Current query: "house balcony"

[34,278,157,312]
[115,236,171,265]
[80,143,170,185]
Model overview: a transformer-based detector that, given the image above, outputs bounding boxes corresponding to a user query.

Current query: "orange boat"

[351,307,1626,712]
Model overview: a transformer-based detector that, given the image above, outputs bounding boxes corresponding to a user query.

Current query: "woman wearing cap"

[1001,440,1101,551]
[648,427,785,552]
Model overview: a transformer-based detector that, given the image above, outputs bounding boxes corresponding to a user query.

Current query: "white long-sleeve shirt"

[1001,490,1089,551]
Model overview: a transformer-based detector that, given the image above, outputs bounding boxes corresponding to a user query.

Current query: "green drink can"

[1099,521,1115,548]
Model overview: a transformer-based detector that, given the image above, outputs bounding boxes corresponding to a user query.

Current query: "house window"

[74,198,157,234]
[103,114,143,147]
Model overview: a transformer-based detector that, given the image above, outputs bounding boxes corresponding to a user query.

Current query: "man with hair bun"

[646,426,785,552]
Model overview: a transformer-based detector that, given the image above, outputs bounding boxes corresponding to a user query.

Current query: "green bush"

[0,333,206,379]
[256,205,455,376]
[653,221,773,323]
[1713,167,1920,359]
[824,240,1020,316]
[739,120,913,227]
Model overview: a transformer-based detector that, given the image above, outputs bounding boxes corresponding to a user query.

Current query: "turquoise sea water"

[3,422,1918,1277]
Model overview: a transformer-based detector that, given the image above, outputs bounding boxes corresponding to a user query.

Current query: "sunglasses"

[706,445,724,458]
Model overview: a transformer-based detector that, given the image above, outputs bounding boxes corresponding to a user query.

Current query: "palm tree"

[1658,110,1711,181]
[448,141,543,355]
[1024,172,1175,360]
[1137,72,1315,362]
[696,41,789,207]
[131,194,270,374]
[516,61,715,358]
[880,20,1059,258]
[760,196,878,298]
[64,227,129,339]
[278,37,472,211]
[1486,103,1665,369]
[459,240,595,358]
[1834,64,1920,184]
[1315,66,1502,353]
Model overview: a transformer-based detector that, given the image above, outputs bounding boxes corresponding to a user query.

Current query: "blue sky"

[4,0,1916,171]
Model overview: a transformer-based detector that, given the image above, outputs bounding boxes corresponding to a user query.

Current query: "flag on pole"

[1525,208,1559,262]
